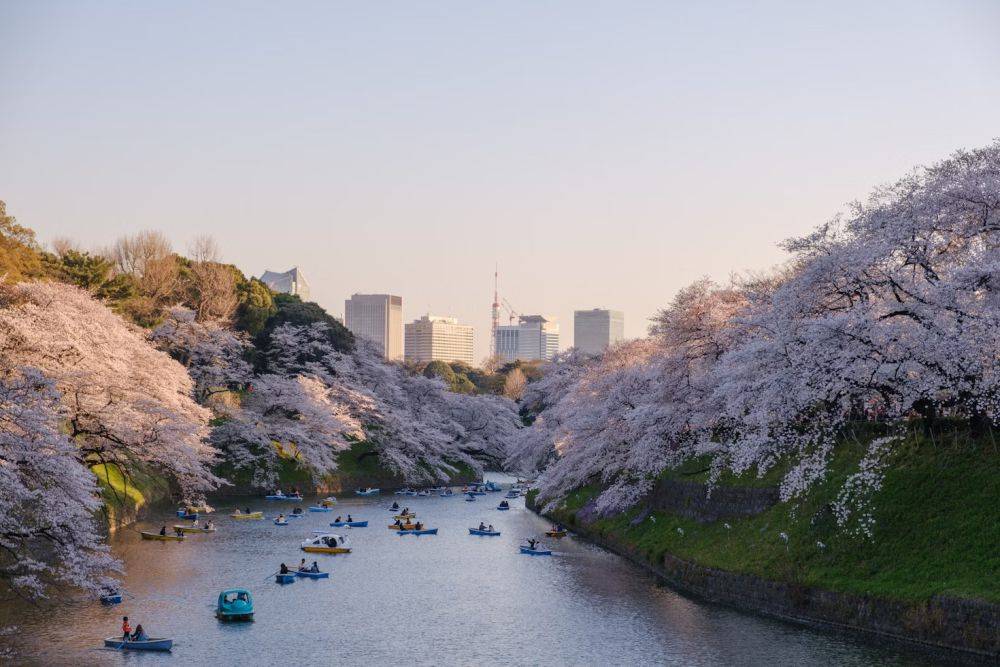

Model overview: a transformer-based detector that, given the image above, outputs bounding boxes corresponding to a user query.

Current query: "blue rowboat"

[99,593,122,605]
[520,546,552,555]
[439,490,454,497]
[287,513,303,519]
[469,528,501,536]
[308,506,333,512]
[275,573,296,584]
[266,494,303,501]
[216,589,254,621]
[496,505,510,511]
[397,528,438,535]
[177,512,198,520]
[330,520,368,527]
[104,637,173,651]
[355,488,380,496]
[294,570,329,579]
[273,519,288,525]
[505,492,520,499]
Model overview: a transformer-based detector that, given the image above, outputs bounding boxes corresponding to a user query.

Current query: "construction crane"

[490,266,520,360]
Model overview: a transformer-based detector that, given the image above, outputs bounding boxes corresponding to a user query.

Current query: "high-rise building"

[259,267,310,301]
[574,308,625,354]
[404,315,474,366]
[344,293,403,360]
[495,315,559,363]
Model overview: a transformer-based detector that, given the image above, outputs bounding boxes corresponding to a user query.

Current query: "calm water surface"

[6,474,942,666]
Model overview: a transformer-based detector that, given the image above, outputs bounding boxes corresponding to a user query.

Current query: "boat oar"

[263,570,282,582]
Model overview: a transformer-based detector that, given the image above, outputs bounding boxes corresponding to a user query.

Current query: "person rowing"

[346,514,353,522]
[478,522,487,531]
[279,563,289,574]
[391,501,399,510]
[526,538,538,550]
[334,515,342,523]
[309,561,320,573]
[158,526,167,536]
[292,507,303,514]
[414,521,424,531]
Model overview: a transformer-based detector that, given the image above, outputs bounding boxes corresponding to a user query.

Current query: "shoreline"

[527,496,999,664]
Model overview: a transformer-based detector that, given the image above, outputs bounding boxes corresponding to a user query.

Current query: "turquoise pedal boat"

[216,589,254,621]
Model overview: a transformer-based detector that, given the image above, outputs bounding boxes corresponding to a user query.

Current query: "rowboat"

[274,519,289,526]
[294,569,329,579]
[100,593,122,605]
[173,525,216,533]
[104,637,173,651]
[394,488,411,495]
[275,573,296,584]
[505,491,520,499]
[230,511,264,520]
[439,490,454,497]
[520,546,552,555]
[266,494,303,501]
[355,487,380,496]
[545,530,568,538]
[469,528,501,536]
[387,523,416,530]
[330,520,368,527]
[176,512,198,520]
[465,496,476,502]
[469,490,487,496]
[217,589,254,621]
[397,528,438,535]
[287,513,303,519]
[393,513,416,520]
[308,506,333,512]
[321,497,337,507]
[301,534,351,554]
[140,532,184,541]
[416,490,430,497]
[496,505,510,511]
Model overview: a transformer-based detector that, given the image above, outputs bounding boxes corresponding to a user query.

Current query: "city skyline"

[3,3,999,360]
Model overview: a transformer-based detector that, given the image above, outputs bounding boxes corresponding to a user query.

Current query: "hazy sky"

[2,2,999,360]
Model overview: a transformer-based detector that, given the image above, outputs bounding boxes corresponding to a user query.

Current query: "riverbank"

[528,428,999,662]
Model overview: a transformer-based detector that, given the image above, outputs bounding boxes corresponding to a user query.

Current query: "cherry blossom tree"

[151,306,252,402]
[0,281,218,493]
[0,368,119,599]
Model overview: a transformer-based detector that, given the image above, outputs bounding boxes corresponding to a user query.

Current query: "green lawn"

[545,427,999,604]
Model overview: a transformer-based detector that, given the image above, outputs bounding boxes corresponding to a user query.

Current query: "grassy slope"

[91,462,171,525]
[543,427,999,604]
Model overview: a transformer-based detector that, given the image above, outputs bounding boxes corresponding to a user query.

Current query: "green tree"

[423,360,457,384]
[256,293,354,368]
[0,201,44,282]
[235,278,277,335]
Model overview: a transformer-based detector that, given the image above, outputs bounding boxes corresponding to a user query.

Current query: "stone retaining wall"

[529,493,999,663]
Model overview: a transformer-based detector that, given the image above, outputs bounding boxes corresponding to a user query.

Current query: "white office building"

[495,315,560,363]
[344,293,403,361]
[259,267,310,301]
[404,315,474,366]
[574,308,625,354]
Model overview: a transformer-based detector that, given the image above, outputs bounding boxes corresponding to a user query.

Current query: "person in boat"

[415,521,424,531]
[391,501,399,510]
[280,563,289,574]
[488,524,495,532]
[158,526,167,536]
[244,507,250,514]
[121,616,132,641]
[310,561,319,573]
[293,507,303,514]
[393,518,402,528]
[131,624,148,642]
[478,522,487,531]
[174,526,184,537]
[500,500,509,508]
[526,538,538,550]
[277,514,285,521]
[191,516,199,525]
[274,488,283,497]
[346,514,353,522]
[334,515,342,523]
[299,558,307,571]
[205,520,214,530]
[233,508,241,515]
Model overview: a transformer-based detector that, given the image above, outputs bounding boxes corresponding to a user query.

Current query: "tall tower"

[490,265,500,360]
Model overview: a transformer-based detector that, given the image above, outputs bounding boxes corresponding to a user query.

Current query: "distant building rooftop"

[260,267,310,301]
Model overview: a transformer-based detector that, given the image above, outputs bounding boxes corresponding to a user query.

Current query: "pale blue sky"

[2,1,999,360]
